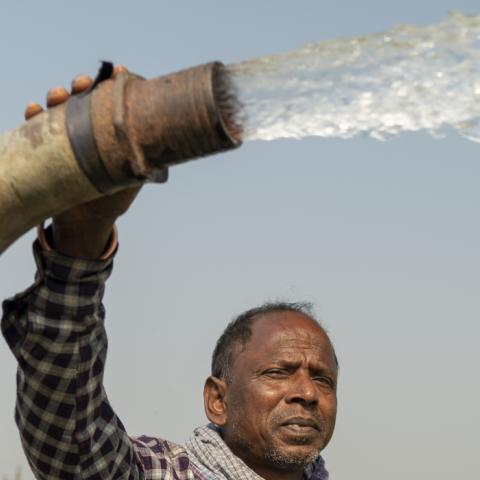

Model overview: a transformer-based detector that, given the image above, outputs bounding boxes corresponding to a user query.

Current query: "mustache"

[272,411,326,434]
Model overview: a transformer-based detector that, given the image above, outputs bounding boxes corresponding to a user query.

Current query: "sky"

[1,1,480,478]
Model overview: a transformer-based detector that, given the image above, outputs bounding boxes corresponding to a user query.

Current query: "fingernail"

[46,87,69,107]
[25,103,43,120]
[71,75,93,94]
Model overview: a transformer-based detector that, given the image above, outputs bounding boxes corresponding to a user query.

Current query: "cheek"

[226,389,262,444]
[321,394,337,432]
[248,381,288,414]
[229,382,284,427]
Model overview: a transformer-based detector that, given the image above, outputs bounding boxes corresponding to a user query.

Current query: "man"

[2,70,338,480]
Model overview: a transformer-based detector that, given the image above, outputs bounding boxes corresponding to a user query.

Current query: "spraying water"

[226,12,480,142]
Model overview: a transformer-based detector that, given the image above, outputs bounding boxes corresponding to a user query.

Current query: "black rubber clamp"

[65,92,118,193]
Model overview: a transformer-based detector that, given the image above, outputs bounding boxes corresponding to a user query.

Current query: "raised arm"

[2,71,144,479]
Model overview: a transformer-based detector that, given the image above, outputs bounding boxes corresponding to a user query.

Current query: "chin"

[263,443,321,469]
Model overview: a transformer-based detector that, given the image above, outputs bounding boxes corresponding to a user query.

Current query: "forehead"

[240,311,336,367]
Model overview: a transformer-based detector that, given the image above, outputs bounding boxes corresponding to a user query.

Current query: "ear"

[203,375,229,426]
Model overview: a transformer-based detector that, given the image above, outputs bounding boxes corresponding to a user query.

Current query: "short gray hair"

[211,301,335,382]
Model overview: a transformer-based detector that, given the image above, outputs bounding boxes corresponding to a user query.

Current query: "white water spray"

[227,12,480,142]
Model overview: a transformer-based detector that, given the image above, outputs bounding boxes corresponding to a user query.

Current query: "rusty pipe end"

[65,62,243,193]
[125,61,242,173]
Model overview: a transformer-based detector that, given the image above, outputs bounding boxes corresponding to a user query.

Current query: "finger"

[113,64,128,77]
[46,86,70,108]
[25,102,44,120]
[71,74,93,94]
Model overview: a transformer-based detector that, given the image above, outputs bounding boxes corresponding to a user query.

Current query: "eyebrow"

[269,358,336,376]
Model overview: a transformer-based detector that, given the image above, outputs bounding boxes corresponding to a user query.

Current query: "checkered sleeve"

[1,240,144,479]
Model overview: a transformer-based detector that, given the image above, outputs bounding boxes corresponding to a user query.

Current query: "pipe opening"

[212,63,244,144]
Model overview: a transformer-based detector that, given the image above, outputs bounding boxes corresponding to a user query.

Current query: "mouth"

[281,417,321,433]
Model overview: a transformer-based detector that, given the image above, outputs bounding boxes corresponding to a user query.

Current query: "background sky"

[1,1,480,478]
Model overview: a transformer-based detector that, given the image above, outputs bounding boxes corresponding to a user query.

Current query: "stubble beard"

[229,412,324,471]
[263,441,322,470]
[261,410,326,470]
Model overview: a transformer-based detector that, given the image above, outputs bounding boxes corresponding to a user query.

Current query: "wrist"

[38,221,118,260]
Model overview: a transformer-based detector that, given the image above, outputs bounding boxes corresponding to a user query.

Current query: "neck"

[251,465,304,480]
[226,443,305,480]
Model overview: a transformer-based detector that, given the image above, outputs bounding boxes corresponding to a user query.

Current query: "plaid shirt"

[1,241,203,480]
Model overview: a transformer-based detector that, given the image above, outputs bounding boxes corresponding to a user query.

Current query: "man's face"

[221,311,338,474]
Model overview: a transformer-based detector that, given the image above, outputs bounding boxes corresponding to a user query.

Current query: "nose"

[284,370,319,406]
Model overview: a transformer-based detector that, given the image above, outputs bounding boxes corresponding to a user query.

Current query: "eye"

[264,368,289,378]
[313,376,334,388]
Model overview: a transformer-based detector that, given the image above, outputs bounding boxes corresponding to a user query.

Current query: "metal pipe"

[0,62,241,255]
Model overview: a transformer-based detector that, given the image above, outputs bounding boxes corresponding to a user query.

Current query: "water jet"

[1,12,480,255]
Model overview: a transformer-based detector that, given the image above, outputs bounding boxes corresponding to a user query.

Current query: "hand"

[26,65,141,259]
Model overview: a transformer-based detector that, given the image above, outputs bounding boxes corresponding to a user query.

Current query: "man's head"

[203,303,338,479]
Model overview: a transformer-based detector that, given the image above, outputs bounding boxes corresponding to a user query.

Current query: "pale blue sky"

[1,1,479,478]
